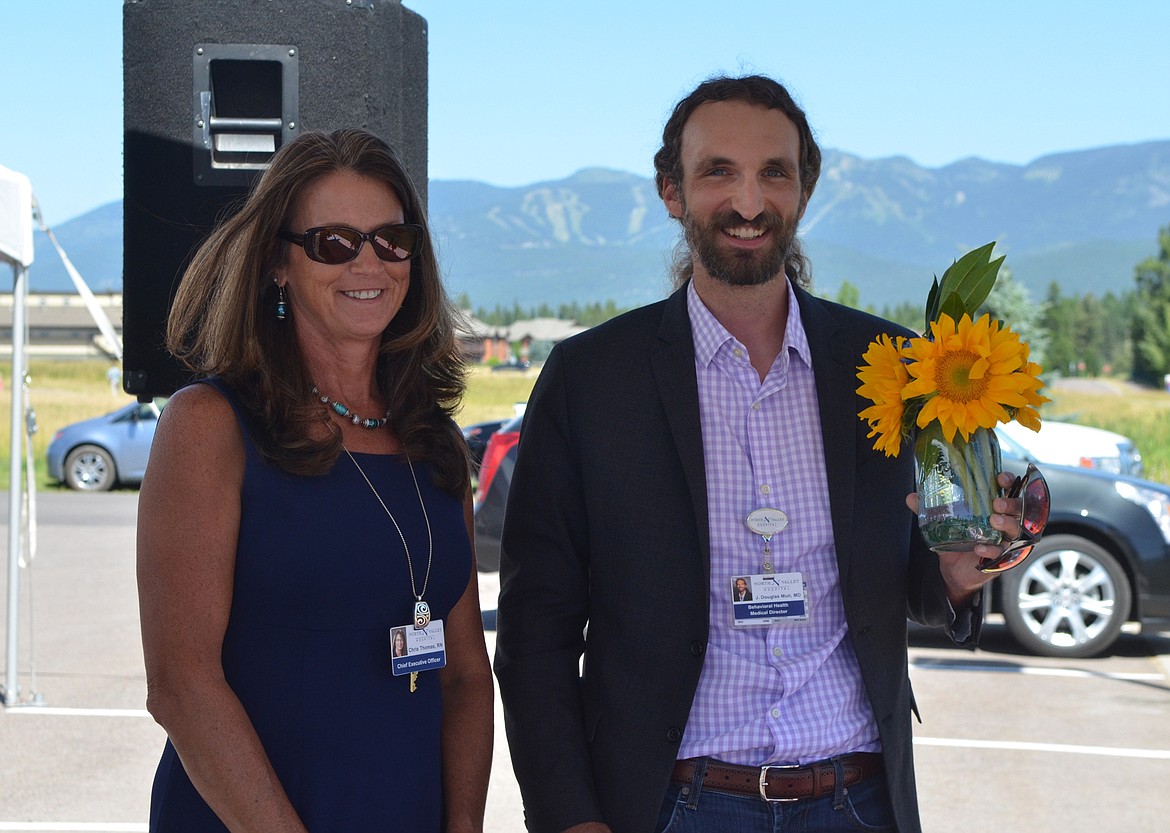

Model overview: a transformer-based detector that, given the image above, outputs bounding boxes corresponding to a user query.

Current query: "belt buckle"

[759,764,801,803]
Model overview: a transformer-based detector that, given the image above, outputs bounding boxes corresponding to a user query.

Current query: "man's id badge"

[390,619,447,676]
[730,573,809,627]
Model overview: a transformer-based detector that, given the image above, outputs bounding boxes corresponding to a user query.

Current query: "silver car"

[46,399,164,491]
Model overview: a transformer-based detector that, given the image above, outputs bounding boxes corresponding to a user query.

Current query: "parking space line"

[915,736,1170,759]
[911,659,1165,682]
[3,706,150,717]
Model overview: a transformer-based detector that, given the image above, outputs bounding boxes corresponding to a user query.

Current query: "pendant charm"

[413,600,431,629]
[746,508,789,537]
[410,671,418,693]
[748,508,786,574]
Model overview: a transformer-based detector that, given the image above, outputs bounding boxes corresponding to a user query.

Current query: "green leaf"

[931,243,1004,322]
[937,291,970,323]
[924,277,942,331]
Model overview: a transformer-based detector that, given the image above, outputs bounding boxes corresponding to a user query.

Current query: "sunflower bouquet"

[856,243,1048,550]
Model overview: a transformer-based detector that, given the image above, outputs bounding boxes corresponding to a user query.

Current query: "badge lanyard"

[746,507,788,573]
[345,447,439,692]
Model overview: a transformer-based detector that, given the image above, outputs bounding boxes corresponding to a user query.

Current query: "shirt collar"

[686,278,813,371]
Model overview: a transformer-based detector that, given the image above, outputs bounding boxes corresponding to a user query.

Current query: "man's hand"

[907,470,1025,608]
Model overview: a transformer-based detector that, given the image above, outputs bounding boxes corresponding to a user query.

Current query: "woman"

[392,627,408,658]
[137,129,493,833]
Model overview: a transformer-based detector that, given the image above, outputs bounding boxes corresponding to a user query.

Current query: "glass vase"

[915,422,1003,552]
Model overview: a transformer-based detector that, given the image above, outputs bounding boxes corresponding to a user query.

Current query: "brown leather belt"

[671,753,884,802]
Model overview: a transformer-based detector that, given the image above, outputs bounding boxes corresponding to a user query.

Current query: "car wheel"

[63,444,117,492]
[1000,534,1131,659]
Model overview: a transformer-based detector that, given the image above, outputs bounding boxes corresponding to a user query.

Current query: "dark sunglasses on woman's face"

[279,223,424,264]
[977,463,1051,574]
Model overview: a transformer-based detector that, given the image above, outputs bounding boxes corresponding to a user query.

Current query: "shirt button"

[760,485,771,495]
[771,708,781,719]
[751,402,761,411]
[733,348,744,358]
[772,647,783,658]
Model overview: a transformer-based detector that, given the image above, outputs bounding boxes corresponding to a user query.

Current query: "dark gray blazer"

[494,282,976,833]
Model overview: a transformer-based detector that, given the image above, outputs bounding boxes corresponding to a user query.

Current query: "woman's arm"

[438,492,494,833]
[137,384,308,833]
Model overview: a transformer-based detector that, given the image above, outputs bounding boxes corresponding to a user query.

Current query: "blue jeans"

[654,765,897,833]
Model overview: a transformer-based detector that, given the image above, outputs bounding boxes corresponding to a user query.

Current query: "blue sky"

[2,0,1168,226]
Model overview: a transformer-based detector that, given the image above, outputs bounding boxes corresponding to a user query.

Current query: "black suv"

[475,424,1170,659]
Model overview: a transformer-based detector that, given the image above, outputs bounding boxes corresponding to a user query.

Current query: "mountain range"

[20,140,1170,312]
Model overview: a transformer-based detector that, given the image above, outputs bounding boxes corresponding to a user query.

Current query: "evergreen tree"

[834,281,861,310]
[1040,282,1080,377]
[470,298,629,328]
[981,267,1048,371]
[1099,292,1133,377]
[1132,225,1170,385]
[1075,294,1105,376]
[879,301,921,332]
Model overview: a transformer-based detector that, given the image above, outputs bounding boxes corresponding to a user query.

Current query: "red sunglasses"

[978,463,1051,574]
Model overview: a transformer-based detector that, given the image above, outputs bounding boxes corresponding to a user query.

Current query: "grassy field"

[0,360,540,490]
[455,366,539,426]
[0,359,132,489]
[1,360,1166,489]
[1039,377,1170,485]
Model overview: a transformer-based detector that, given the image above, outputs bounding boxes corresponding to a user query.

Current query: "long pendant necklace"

[344,446,434,690]
[314,385,391,429]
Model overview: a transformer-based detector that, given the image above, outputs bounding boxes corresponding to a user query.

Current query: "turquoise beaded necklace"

[312,386,390,430]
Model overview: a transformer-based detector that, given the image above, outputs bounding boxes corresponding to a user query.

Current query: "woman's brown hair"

[166,129,468,495]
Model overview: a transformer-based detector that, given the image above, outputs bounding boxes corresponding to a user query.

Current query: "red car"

[471,414,522,571]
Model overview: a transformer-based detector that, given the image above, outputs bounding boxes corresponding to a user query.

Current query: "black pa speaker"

[122,0,427,399]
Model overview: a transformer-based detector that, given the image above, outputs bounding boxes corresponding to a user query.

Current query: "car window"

[993,427,1034,462]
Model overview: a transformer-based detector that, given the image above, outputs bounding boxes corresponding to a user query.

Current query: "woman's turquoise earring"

[276,283,287,320]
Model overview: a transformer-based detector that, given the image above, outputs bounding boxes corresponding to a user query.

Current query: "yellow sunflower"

[901,312,1044,442]
[1008,340,1050,430]
[856,333,910,456]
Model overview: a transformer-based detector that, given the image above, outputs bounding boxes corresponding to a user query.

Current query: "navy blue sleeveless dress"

[148,380,472,832]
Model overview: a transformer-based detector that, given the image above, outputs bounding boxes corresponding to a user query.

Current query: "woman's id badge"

[390,619,447,677]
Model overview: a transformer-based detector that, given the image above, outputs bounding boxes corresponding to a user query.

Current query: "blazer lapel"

[650,286,711,572]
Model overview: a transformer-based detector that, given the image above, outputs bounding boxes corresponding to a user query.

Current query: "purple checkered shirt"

[677,281,881,766]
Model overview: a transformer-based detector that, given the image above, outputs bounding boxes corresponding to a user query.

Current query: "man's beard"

[682,208,799,287]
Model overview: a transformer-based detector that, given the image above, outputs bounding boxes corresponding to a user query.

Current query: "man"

[495,75,1018,833]
[733,577,752,602]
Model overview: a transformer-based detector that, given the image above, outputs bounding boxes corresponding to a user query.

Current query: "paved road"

[3,492,1169,831]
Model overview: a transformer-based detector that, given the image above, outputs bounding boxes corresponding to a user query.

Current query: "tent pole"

[4,262,28,705]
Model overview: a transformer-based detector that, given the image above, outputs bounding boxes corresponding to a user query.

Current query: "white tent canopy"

[1,162,36,705]
[0,164,35,269]
[3,163,126,705]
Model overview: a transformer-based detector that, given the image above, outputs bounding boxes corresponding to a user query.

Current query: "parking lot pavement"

[1,491,159,828]
[909,621,1170,833]
[4,492,1169,832]
[0,491,527,831]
